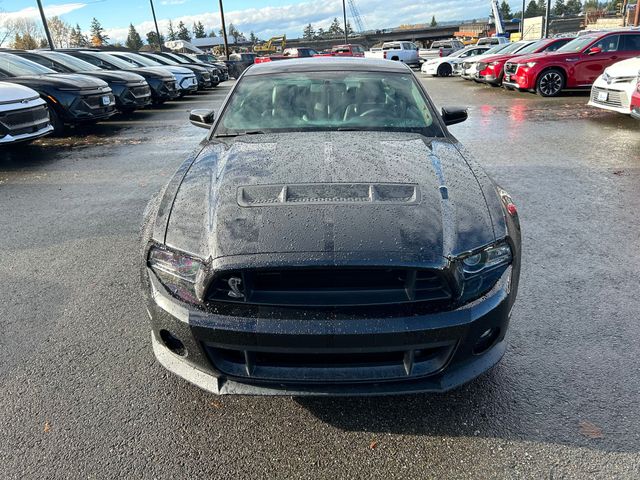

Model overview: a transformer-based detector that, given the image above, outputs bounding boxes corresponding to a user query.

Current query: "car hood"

[0,81,40,103]
[161,65,194,75]
[80,69,146,84]
[11,73,109,90]
[131,67,175,80]
[603,56,640,78]
[164,132,496,266]
[480,53,526,63]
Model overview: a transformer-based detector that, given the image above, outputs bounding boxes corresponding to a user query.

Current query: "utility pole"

[219,0,230,59]
[635,0,640,27]
[520,0,525,35]
[149,0,163,51]
[342,0,349,44]
[36,0,54,50]
[543,0,552,38]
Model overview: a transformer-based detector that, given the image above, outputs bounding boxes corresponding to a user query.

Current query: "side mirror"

[189,109,215,129]
[441,107,468,126]
[587,46,602,56]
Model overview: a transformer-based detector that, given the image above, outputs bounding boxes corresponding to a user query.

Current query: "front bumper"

[421,63,438,75]
[145,266,515,396]
[588,83,633,114]
[63,92,116,122]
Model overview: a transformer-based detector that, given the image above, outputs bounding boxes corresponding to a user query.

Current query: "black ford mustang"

[141,58,521,395]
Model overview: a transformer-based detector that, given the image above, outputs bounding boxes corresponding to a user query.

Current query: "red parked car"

[631,79,640,120]
[503,30,640,96]
[478,37,574,86]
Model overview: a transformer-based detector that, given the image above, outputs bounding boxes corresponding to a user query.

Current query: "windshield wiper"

[215,130,266,138]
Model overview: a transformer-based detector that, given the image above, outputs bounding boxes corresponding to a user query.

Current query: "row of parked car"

[420,29,640,119]
[0,48,230,146]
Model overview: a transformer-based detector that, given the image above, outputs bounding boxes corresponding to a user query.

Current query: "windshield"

[164,53,189,64]
[93,52,139,69]
[515,40,546,55]
[483,44,510,55]
[145,54,178,66]
[557,36,596,53]
[115,53,162,67]
[0,53,55,76]
[498,42,531,54]
[42,52,100,72]
[216,71,441,137]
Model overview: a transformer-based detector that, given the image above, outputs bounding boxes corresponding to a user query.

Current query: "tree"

[193,21,206,38]
[537,0,547,14]
[69,23,89,47]
[125,24,143,50]
[9,18,43,48]
[89,17,108,46]
[430,15,437,27]
[315,27,326,39]
[176,21,190,41]
[499,0,513,20]
[346,21,353,36]
[0,17,19,47]
[228,23,244,42]
[48,16,71,48]
[553,0,567,14]
[565,0,583,13]
[525,0,541,17]
[146,31,164,49]
[249,31,258,44]
[13,32,38,49]
[167,20,177,41]
[302,23,315,40]
[328,17,344,38]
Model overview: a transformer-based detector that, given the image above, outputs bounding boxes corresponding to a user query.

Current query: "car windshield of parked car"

[515,40,547,55]
[44,52,101,72]
[217,71,441,137]
[115,53,161,67]
[483,44,510,55]
[498,42,531,54]
[164,53,189,64]
[92,52,137,70]
[556,36,597,53]
[148,54,180,66]
[0,53,55,76]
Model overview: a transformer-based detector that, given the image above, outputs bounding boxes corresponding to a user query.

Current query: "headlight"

[456,241,513,304]
[148,246,204,304]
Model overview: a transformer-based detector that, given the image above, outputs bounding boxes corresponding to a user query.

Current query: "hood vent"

[238,183,420,207]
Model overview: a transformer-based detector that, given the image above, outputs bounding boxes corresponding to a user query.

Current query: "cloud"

[0,2,87,20]
[160,0,188,5]
[104,0,518,43]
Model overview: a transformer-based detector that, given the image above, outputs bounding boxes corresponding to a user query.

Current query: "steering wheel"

[359,108,387,117]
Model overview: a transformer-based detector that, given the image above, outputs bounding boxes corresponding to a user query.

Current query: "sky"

[0,0,523,43]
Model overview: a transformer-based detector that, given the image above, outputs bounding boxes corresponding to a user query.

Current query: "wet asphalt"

[1,75,639,479]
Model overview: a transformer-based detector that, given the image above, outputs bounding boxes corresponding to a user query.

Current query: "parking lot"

[1,76,639,478]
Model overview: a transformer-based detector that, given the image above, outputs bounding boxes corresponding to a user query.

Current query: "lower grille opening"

[206,342,456,383]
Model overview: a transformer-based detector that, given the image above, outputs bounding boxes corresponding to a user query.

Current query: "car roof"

[245,57,411,75]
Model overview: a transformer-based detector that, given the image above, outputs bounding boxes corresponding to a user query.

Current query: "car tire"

[48,107,65,136]
[536,69,565,97]
[437,63,452,77]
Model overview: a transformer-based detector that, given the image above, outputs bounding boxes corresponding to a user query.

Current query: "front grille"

[591,86,625,108]
[205,341,456,383]
[505,63,517,75]
[130,85,150,97]
[206,267,453,308]
[0,104,49,131]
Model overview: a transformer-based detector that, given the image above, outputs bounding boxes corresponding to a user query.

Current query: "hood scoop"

[237,183,420,207]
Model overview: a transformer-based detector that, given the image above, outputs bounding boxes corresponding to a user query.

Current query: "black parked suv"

[137,52,216,89]
[169,52,229,82]
[225,52,257,79]
[0,51,115,133]
[60,50,179,105]
[8,50,151,114]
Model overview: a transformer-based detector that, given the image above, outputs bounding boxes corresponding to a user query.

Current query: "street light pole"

[219,0,230,59]
[520,0,525,36]
[543,0,551,38]
[149,0,163,51]
[36,0,55,50]
[342,0,348,44]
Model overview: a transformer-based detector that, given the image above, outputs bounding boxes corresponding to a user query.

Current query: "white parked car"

[419,39,465,63]
[365,41,420,67]
[0,82,53,145]
[421,45,493,76]
[477,37,511,46]
[588,56,640,115]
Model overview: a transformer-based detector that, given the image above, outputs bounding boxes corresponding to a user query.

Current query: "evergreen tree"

[525,0,541,17]
[537,0,547,14]
[193,21,206,38]
[500,0,513,19]
[146,31,164,48]
[176,21,190,41]
[565,0,583,13]
[328,17,344,38]
[89,17,109,46]
[249,31,258,44]
[315,27,326,39]
[167,20,177,41]
[125,24,143,50]
[302,23,315,40]
[346,21,353,36]
[228,24,243,42]
[69,23,89,47]
[430,15,437,27]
